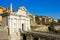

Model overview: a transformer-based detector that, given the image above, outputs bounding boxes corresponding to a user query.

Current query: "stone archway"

[33,36,39,40]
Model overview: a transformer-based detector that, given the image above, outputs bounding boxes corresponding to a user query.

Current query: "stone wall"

[33,25,49,32]
[0,26,9,40]
[54,25,60,30]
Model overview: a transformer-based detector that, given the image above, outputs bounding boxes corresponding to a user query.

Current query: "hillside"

[28,13,60,32]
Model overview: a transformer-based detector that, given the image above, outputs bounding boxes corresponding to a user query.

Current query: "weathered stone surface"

[0,26,9,40]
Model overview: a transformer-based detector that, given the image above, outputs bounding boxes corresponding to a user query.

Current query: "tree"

[58,19,60,25]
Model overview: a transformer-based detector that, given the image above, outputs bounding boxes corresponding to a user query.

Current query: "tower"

[10,3,12,13]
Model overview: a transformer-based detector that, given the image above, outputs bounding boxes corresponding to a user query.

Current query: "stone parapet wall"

[54,26,60,30]
[33,25,49,32]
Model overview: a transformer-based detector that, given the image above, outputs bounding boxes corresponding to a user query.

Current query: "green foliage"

[56,30,60,33]
[29,15,34,21]
[58,19,60,23]
[31,26,38,29]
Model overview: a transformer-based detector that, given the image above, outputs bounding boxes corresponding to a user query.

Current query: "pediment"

[17,6,27,16]
[18,6,27,11]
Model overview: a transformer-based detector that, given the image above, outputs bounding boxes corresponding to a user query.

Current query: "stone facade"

[8,4,31,40]
[0,3,31,40]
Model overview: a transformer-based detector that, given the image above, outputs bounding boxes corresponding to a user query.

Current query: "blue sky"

[0,0,60,19]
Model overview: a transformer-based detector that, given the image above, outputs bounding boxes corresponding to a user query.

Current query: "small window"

[22,23,24,31]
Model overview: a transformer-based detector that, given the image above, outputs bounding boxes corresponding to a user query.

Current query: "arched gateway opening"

[33,36,39,40]
[23,34,26,40]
